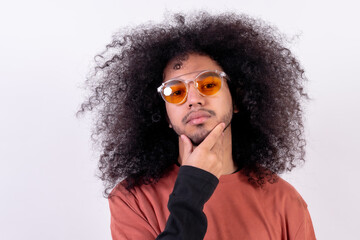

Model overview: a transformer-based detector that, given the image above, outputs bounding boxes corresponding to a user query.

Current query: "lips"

[185,111,212,125]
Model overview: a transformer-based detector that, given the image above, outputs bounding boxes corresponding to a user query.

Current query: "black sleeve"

[156,165,219,240]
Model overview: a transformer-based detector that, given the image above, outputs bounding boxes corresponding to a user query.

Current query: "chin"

[190,138,203,146]
[188,127,211,146]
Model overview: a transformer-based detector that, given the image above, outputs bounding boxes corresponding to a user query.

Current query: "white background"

[1,0,359,239]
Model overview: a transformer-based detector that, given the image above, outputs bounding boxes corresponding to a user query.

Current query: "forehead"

[163,53,223,81]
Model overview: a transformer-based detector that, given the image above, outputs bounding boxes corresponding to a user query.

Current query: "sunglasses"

[157,70,229,104]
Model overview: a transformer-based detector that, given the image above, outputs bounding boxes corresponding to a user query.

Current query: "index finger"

[199,122,225,150]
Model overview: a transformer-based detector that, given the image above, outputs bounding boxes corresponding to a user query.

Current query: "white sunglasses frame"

[157,70,229,105]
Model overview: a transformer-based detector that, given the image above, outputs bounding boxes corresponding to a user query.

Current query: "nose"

[186,83,205,108]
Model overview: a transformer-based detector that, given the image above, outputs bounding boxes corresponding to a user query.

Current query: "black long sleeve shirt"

[156,166,219,240]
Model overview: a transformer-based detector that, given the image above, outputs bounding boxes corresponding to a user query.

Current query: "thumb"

[180,135,193,163]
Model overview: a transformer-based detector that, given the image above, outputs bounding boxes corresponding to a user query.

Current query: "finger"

[180,134,193,162]
[199,122,225,150]
[212,130,224,154]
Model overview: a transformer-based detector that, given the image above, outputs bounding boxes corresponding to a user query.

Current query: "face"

[163,53,234,145]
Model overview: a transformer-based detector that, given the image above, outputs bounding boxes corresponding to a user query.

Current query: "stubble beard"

[184,124,210,146]
[172,108,233,146]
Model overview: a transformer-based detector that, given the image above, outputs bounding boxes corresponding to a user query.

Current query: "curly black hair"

[78,11,308,196]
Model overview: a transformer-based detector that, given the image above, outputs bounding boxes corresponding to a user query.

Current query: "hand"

[180,123,225,179]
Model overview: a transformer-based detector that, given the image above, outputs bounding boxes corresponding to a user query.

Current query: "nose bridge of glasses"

[186,79,204,101]
[183,79,198,88]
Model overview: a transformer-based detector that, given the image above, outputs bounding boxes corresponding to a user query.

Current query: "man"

[79,12,316,239]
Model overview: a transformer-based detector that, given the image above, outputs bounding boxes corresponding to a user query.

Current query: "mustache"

[182,109,216,124]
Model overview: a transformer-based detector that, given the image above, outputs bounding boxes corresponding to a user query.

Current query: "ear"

[233,104,239,113]
[165,114,173,128]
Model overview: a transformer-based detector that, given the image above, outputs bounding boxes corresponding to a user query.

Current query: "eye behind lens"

[197,73,222,95]
[163,80,187,104]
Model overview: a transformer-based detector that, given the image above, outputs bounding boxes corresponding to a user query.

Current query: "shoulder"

[264,175,308,209]
[232,169,307,208]
[108,165,180,237]
[259,175,316,239]
[110,164,179,204]
[108,165,180,238]
[268,176,316,239]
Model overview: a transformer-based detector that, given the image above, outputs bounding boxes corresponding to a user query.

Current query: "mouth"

[185,111,212,125]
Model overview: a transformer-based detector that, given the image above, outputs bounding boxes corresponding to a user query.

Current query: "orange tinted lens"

[162,80,187,104]
[196,72,222,95]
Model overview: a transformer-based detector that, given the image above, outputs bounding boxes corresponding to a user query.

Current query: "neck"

[178,124,237,175]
